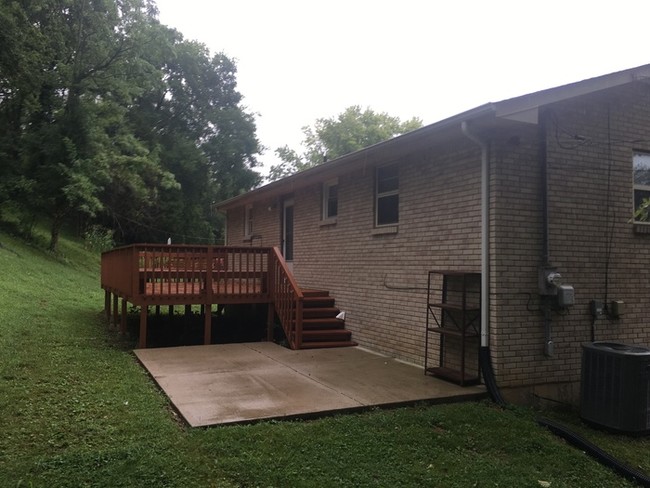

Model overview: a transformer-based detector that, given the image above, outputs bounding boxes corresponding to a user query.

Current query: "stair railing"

[269,247,304,349]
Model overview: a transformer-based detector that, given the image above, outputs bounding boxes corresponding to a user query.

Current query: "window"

[634,152,650,222]
[322,179,338,220]
[244,204,253,237]
[376,164,399,226]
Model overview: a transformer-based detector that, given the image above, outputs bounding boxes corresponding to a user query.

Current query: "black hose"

[480,347,649,485]
[537,417,650,487]
[479,346,506,407]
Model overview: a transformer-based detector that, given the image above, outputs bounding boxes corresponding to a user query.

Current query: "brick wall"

[228,141,483,367]
[226,196,282,248]
[491,82,650,395]
[224,81,650,398]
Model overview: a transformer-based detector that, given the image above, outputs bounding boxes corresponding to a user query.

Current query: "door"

[282,199,294,266]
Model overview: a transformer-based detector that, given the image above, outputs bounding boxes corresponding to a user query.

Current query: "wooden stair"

[298,290,356,349]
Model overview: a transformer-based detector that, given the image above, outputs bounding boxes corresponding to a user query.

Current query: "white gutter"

[460,121,489,348]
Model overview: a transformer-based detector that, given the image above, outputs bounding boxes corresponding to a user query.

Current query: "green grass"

[0,224,648,487]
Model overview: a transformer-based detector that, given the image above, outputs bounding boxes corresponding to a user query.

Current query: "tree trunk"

[49,208,66,252]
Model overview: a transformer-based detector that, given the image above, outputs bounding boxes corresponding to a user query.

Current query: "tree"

[0,0,51,221]
[0,1,262,249]
[268,106,422,181]
[1,0,165,250]
[119,30,261,244]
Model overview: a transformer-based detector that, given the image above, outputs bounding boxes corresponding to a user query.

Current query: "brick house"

[216,64,650,403]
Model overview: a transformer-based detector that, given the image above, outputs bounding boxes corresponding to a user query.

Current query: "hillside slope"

[0,228,645,488]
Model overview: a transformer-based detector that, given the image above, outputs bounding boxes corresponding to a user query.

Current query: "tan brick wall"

[489,123,549,389]
[224,82,650,393]
[228,141,483,367]
[491,83,650,390]
[225,196,282,248]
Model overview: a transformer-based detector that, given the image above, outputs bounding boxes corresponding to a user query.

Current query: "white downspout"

[461,121,489,348]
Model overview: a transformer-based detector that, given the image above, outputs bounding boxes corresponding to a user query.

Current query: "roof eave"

[494,63,650,124]
[216,103,496,211]
[217,63,650,212]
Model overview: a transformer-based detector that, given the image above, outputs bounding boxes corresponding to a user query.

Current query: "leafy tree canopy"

[0,0,261,250]
[268,106,422,181]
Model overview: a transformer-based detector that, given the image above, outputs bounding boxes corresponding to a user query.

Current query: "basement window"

[633,152,650,223]
[376,164,399,226]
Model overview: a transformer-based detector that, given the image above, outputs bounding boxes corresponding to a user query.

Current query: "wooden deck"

[101,244,303,349]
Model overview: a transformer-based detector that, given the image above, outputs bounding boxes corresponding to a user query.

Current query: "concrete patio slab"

[135,343,485,427]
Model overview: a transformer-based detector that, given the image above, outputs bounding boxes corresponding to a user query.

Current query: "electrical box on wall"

[590,300,604,317]
[538,266,560,295]
[557,285,575,307]
[610,300,624,318]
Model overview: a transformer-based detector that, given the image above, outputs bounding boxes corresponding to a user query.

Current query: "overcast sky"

[154,0,650,176]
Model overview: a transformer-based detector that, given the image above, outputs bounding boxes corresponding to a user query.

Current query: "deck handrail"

[101,245,139,298]
[269,247,304,349]
[101,244,271,303]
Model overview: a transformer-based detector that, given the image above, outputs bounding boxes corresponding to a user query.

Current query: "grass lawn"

[0,225,648,487]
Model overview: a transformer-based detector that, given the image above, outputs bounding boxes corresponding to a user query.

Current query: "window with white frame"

[244,204,253,237]
[322,179,338,220]
[634,152,650,222]
[376,164,399,226]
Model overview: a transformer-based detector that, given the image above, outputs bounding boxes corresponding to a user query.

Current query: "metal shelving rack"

[425,270,481,386]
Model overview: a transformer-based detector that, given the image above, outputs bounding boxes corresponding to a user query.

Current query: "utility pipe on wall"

[538,111,554,357]
[539,111,550,267]
[460,121,489,348]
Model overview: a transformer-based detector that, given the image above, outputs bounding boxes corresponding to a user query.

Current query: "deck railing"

[101,244,270,303]
[269,247,304,349]
[101,244,140,299]
[101,244,304,348]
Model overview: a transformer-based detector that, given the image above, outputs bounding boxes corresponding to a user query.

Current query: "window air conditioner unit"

[580,342,650,434]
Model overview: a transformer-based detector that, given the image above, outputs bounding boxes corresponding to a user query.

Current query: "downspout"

[461,121,505,405]
[460,121,489,348]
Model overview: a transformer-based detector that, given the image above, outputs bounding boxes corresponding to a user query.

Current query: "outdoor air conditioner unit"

[580,342,650,434]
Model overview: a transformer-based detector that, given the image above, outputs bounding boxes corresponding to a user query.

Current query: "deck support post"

[155,305,160,316]
[112,294,119,328]
[266,303,274,342]
[104,290,111,321]
[203,304,211,345]
[184,304,192,316]
[168,305,174,317]
[203,246,214,345]
[139,306,148,348]
[120,298,127,334]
